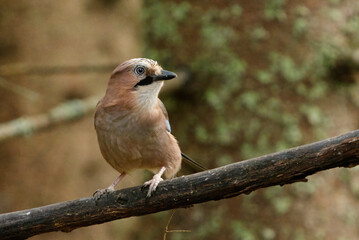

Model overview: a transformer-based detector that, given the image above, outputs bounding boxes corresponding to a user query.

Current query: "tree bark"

[1,129,358,239]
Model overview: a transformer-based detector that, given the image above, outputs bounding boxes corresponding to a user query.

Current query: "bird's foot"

[93,186,114,200]
[143,174,164,197]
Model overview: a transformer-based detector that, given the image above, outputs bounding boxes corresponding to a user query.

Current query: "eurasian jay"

[94,58,204,197]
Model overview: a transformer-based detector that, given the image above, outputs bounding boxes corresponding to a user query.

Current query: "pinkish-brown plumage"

[94,58,182,197]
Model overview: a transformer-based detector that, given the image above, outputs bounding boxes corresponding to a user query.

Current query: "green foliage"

[268,52,307,82]
[299,105,325,126]
[142,1,359,239]
[294,229,306,240]
[205,89,224,111]
[272,196,292,214]
[262,227,276,240]
[142,0,357,164]
[264,186,292,214]
[342,13,359,41]
[231,221,257,240]
[294,5,310,16]
[256,70,273,84]
[251,26,269,41]
[195,125,209,143]
[240,91,261,110]
[200,4,242,23]
[201,24,237,49]
[293,181,317,197]
[216,154,233,167]
[292,6,310,37]
[195,206,225,238]
[327,0,342,4]
[264,0,287,21]
[142,2,183,44]
[327,8,343,22]
[293,18,308,37]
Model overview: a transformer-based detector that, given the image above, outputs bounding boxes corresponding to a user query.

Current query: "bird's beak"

[151,70,177,81]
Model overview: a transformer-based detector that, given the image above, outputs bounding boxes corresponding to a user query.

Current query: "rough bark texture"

[1,129,358,240]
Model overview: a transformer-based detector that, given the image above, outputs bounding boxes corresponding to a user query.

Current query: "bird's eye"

[135,66,146,75]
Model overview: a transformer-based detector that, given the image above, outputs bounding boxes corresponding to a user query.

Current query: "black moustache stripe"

[134,76,153,88]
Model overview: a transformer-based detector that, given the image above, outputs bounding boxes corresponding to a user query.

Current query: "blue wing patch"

[166,119,171,133]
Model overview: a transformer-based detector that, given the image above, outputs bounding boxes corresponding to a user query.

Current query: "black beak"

[151,70,177,81]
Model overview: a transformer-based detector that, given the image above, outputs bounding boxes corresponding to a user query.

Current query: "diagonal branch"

[1,129,359,239]
[0,63,116,76]
[0,71,189,143]
[0,96,99,142]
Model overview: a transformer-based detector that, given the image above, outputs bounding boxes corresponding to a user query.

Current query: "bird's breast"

[95,110,181,176]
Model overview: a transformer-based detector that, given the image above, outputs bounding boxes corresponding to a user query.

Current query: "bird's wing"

[181,152,206,173]
[158,99,171,133]
[157,99,206,174]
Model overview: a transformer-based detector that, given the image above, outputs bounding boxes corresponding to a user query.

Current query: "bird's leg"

[143,166,166,197]
[93,172,126,199]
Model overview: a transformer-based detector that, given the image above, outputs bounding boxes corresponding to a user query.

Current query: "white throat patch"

[135,81,163,111]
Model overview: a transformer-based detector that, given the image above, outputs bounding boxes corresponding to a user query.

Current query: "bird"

[94,58,204,198]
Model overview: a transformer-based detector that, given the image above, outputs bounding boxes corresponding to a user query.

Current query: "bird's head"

[105,58,177,111]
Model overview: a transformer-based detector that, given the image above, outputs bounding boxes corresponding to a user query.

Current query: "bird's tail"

[179,152,206,175]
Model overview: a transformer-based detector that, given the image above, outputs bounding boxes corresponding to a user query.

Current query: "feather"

[158,99,205,174]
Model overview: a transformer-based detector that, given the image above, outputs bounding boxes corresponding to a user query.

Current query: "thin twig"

[0,63,116,76]
[0,76,41,101]
[163,210,191,240]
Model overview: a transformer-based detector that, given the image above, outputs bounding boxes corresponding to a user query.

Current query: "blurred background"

[1,0,359,239]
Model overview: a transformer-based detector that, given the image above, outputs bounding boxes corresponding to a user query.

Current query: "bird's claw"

[93,186,114,200]
[143,175,163,197]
